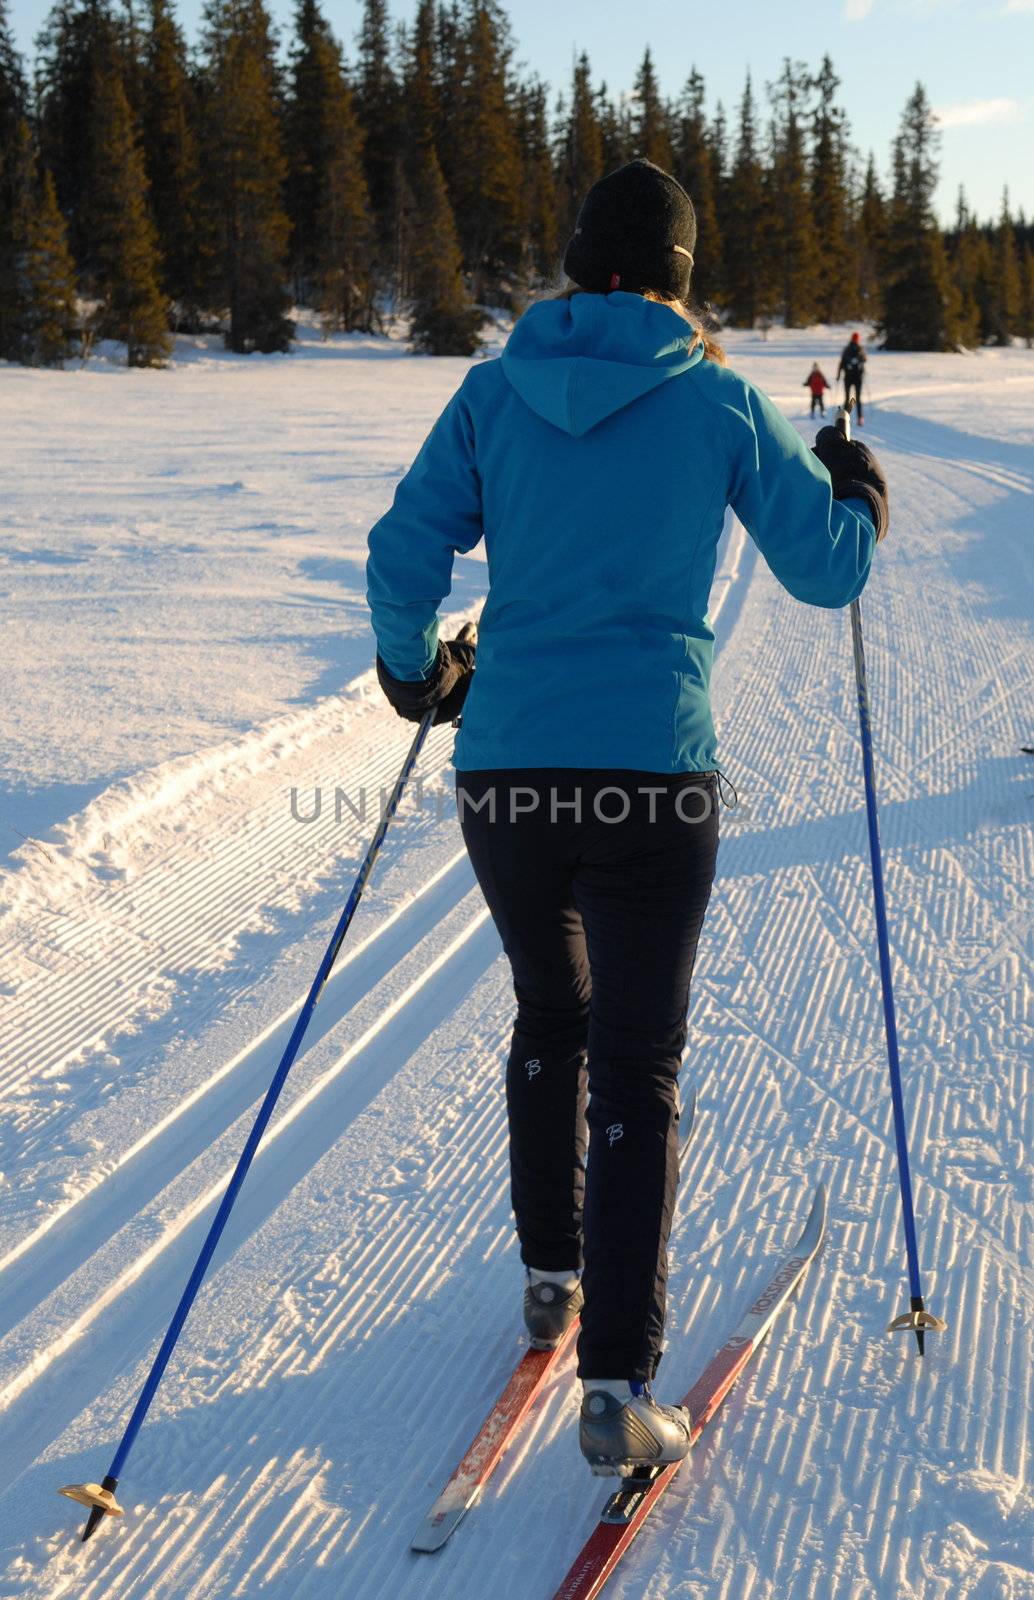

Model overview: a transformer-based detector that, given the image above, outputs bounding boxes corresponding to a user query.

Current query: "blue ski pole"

[59,622,477,1540]
[835,404,945,1356]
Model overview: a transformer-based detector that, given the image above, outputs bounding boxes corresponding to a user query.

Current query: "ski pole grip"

[835,403,853,443]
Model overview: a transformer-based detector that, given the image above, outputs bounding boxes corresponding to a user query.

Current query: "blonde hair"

[547,279,726,366]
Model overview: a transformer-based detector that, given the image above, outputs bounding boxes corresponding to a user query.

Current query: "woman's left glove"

[376,636,477,726]
[812,427,889,542]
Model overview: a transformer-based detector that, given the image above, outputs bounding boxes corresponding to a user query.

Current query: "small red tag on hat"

[609,272,621,290]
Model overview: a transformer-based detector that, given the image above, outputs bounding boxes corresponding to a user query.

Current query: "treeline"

[1,0,1032,367]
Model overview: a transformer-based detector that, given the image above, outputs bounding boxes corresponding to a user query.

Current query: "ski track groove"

[699,914,1024,1282]
[0,711,461,1100]
[0,892,499,1466]
[0,847,476,1310]
[0,729,467,1203]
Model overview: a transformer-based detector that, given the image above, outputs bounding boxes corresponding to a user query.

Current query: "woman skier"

[366,159,888,1479]
[837,331,867,422]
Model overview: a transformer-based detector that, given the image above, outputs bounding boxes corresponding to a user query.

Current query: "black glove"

[376,636,476,726]
[812,427,889,542]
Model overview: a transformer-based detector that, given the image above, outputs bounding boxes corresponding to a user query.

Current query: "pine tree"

[514,76,558,291]
[435,0,463,165]
[140,0,207,323]
[354,0,400,252]
[26,166,80,362]
[1,118,79,364]
[447,0,522,302]
[0,122,79,364]
[724,74,769,326]
[672,68,721,305]
[557,51,602,238]
[36,0,173,346]
[970,226,998,346]
[766,58,816,327]
[392,0,441,308]
[404,0,438,153]
[313,51,374,330]
[119,0,146,123]
[855,153,885,323]
[631,48,671,169]
[989,189,1021,346]
[200,0,293,353]
[0,0,29,328]
[0,109,31,360]
[949,188,991,345]
[880,83,960,350]
[288,0,374,328]
[25,166,80,362]
[408,140,482,354]
[0,0,24,147]
[87,54,171,363]
[809,56,853,323]
[596,81,629,172]
[386,160,418,310]
[36,0,120,272]
[710,100,728,226]
[1019,243,1034,349]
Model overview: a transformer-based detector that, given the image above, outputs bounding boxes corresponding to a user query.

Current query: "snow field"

[0,325,1031,1597]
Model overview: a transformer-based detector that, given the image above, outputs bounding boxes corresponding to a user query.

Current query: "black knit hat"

[562,159,697,299]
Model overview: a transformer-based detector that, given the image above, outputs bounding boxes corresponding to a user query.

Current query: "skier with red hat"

[837,332,867,423]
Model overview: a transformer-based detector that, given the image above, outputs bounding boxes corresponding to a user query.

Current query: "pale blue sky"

[8,0,1033,223]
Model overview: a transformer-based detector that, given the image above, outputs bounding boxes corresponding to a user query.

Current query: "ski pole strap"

[714,768,738,809]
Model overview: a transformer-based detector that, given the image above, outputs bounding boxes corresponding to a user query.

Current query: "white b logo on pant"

[606,1123,624,1146]
[525,1059,541,1081]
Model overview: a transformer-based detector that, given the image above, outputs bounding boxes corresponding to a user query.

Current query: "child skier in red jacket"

[804,363,831,416]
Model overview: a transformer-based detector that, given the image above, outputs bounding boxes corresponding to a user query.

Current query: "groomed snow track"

[0,337,1031,1600]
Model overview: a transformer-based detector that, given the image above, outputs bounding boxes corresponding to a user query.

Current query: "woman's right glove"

[376,636,477,726]
[812,428,889,543]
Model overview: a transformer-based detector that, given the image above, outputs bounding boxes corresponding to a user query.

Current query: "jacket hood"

[500,291,704,437]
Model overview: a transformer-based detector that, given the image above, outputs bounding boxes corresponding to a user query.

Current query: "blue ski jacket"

[366,291,876,772]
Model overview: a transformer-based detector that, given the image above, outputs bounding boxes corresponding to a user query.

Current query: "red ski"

[412,1091,698,1554]
[551,1184,827,1600]
[411,1321,579,1551]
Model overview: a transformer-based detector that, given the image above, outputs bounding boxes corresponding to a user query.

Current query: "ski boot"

[579,1382,692,1477]
[523,1269,583,1350]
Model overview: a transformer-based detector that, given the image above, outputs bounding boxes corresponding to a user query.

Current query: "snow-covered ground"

[0,322,1031,1599]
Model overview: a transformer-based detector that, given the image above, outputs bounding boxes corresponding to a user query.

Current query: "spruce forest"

[1,0,1032,366]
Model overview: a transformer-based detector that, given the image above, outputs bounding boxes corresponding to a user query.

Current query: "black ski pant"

[809,392,826,416]
[456,769,719,1382]
[844,374,864,419]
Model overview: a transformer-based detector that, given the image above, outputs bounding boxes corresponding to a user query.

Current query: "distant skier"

[804,363,831,416]
[837,332,867,422]
[367,160,888,1480]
